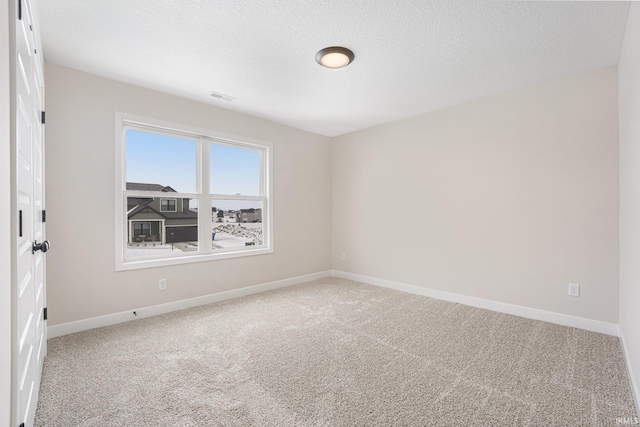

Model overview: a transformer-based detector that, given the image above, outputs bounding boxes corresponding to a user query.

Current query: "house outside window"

[115,113,273,270]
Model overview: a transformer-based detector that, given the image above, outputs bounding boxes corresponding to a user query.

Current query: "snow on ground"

[126,224,263,255]
[212,235,253,249]
[212,223,263,249]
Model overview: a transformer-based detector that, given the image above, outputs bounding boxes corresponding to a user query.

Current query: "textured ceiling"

[34,0,630,137]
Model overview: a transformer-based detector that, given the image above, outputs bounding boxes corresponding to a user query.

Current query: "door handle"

[32,240,50,254]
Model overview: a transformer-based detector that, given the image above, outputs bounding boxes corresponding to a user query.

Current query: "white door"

[14,0,46,425]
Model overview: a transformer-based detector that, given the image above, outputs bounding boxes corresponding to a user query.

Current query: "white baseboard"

[47,270,332,338]
[331,270,619,336]
[619,326,640,416]
[49,269,620,339]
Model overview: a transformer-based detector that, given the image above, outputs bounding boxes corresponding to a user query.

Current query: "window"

[116,113,272,270]
[210,143,265,250]
[133,222,151,238]
[160,199,177,212]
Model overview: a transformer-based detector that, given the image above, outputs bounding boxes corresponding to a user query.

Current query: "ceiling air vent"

[210,91,235,102]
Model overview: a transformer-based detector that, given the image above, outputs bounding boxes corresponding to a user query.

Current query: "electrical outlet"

[340,252,346,261]
[568,283,580,297]
[159,279,167,291]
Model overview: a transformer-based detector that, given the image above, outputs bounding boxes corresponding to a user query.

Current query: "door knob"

[32,240,50,254]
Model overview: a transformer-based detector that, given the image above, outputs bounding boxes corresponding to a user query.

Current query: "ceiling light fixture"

[315,46,354,69]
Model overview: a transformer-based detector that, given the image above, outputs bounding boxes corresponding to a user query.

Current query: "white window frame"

[115,112,273,271]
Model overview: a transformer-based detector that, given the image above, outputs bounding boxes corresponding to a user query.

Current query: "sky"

[126,129,261,197]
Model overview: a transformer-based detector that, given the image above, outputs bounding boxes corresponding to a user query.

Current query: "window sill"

[116,247,274,271]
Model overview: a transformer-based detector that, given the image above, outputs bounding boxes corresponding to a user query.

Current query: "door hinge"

[43,307,47,321]
[42,210,46,222]
[18,0,22,20]
[41,111,45,124]
[19,210,23,237]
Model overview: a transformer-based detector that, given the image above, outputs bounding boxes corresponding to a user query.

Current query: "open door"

[13,0,46,425]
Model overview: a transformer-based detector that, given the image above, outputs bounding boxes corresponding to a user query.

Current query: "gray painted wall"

[619,2,640,409]
[332,66,619,323]
[44,63,332,326]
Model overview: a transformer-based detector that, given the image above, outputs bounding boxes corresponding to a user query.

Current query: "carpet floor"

[35,277,638,426]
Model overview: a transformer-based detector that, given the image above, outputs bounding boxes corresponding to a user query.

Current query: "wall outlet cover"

[568,283,580,297]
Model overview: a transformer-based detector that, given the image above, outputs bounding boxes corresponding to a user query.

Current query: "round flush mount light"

[315,46,354,69]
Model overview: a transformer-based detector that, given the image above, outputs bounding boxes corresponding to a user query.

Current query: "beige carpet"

[35,277,637,426]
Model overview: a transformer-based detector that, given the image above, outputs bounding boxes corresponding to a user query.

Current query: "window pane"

[160,198,177,212]
[210,143,261,196]
[126,129,197,194]
[211,199,263,250]
[127,196,198,258]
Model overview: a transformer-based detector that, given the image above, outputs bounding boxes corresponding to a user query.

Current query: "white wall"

[619,2,640,408]
[45,63,332,326]
[332,66,619,323]
[1,0,13,425]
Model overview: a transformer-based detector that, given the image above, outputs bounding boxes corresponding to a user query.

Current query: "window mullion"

[199,139,212,255]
